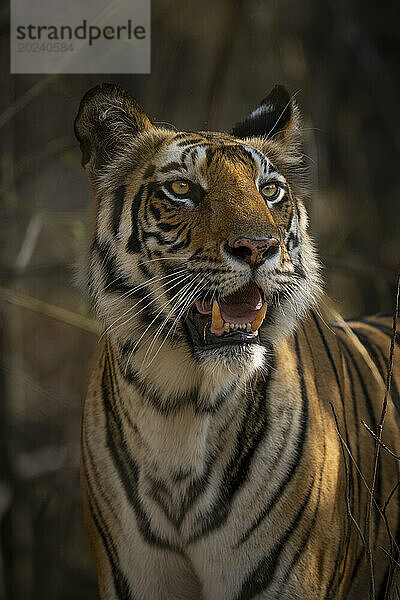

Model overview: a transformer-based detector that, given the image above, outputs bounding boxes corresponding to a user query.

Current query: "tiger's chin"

[181,276,317,376]
[184,307,265,373]
[182,281,270,375]
[194,341,267,379]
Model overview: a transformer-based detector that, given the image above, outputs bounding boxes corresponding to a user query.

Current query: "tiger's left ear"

[232,85,297,142]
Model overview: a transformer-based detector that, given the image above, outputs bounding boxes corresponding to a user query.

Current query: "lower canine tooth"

[251,301,268,332]
[224,323,230,332]
[247,323,251,331]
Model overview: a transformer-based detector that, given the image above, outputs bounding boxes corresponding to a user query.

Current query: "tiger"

[74,82,400,600]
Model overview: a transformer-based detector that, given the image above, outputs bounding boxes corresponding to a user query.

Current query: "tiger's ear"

[232,85,297,142]
[74,83,152,176]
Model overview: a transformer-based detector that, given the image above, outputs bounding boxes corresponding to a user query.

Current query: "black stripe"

[173,132,196,141]
[176,138,205,147]
[81,410,133,599]
[337,332,381,567]
[137,259,153,280]
[310,311,355,521]
[158,220,182,232]
[346,319,400,346]
[126,185,145,254]
[122,362,234,415]
[102,357,181,552]
[279,474,322,593]
[141,227,169,246]
[148,202,161,221]
[347,320,400,419]
[297,324,332,597]
[111,280,165,331]
[188,363,274,542]
[86,493,134,599]
[347,548,366,596]
[332,321,390,595]
[237,335,308,545]
[94,238,132,295]
[234,476,315,600]
[147,401,242,531]
[159,161,187,173]
[147,460,214,529]
[143,164,156,179]
[336,333,377,434]
[310,311,343,396]
[348,329,400,529]
[348,327,397,413]
[169,229,192,251]
[325,344,361,599]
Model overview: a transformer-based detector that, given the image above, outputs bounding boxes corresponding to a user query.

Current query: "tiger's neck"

[97,324,316,536]
[105,333,264,479]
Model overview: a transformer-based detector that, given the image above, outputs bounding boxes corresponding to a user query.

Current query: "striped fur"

[75,84,400,599]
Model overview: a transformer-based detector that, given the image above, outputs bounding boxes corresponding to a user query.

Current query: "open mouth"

[185,281,267,348]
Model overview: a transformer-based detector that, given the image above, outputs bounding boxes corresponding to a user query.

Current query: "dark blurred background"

[0,0,399,598]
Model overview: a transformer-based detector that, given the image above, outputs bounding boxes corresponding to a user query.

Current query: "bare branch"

[0,287,99,334]
[329,402,369,566]
[365,266,400,599]
[361,420,400,461]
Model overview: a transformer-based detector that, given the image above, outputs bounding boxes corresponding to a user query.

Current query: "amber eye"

[170,180,190,196]
[261,182,280,200]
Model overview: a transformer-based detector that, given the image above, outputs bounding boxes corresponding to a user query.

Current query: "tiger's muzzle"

[185,281,267,349]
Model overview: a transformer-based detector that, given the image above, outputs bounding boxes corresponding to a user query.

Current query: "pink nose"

[228,237,280,265]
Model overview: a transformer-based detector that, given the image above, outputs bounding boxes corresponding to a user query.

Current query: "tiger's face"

[75,84,321,375]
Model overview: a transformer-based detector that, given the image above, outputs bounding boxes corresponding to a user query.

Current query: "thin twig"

[14,214,43,273]
[380,546,400,570]
[381,480,400,600]
[365,266,400,599]
[0,287,99,334]
[332,417,400,554]
[0,77,53,129]
[330,401,400,600]
[329,402,369,560]
[361,420,400,461]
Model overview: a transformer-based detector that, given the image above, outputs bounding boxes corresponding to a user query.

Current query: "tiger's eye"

[261,183,279,199]
[171,180,190,195]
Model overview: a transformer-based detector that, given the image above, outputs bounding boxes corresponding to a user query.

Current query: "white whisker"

[105,272,193,338]
[104,265,186,295]
[138,257,187,265]
[142,277,209,371]
[123,275,201,374]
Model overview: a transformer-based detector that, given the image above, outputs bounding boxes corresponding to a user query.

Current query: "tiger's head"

[75,84,321,379]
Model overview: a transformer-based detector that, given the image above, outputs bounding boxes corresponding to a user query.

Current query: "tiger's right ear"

[74,83,152,176]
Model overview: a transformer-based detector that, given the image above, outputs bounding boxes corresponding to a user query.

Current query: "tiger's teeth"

[211,300,224,331]
[251,301,268,332]
[211,302,267,336]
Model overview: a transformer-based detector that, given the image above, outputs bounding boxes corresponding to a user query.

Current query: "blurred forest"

[0,0,399,598]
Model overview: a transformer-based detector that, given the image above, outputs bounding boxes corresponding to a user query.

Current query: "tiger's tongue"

[196,282,262,324]
[220,282,262,323]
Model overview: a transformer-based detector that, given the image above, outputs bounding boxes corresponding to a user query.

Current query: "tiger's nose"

[227,236,280,266]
